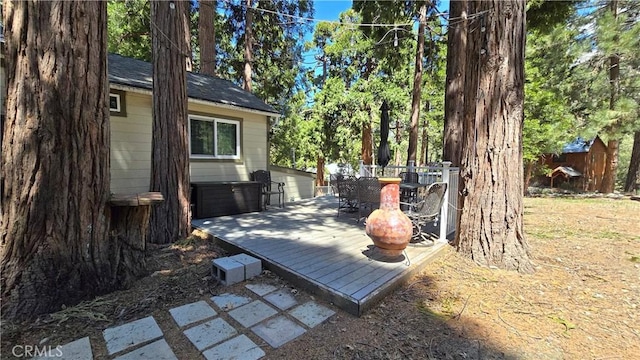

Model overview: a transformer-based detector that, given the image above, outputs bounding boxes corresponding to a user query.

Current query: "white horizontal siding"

[270,169,316,202]
[110,92,152,194]
[109,91,270,192]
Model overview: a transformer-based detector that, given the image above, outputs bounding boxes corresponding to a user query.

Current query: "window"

[189,115,241,159]
[109,90,127,116]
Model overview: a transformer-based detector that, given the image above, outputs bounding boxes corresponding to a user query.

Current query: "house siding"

[270,166,316,202]
[109,90,269,194]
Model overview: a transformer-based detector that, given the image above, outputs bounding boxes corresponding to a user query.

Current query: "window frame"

[109,90,127,117]
[188,114,241,160]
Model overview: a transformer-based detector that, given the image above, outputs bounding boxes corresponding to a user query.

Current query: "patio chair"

[399,171,420,204]
[250,170,285,209]
[401,182,447,245]
[336,176,358,217]
[357,177,381,222]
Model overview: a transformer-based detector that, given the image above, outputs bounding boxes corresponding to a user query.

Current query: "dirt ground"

[2,196,639,359]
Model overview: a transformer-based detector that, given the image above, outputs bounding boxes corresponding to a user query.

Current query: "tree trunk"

[523,160,535,195]
[407,2,426,165]
[601,139,619,193]
[199,0,217,76]
[443,0,468,166]
[149,0,191,244]
[0,0,122,319]
[455,0,533,273]
[362,121,373,165]
[316,156,325,187]
[624,130,640,193]
[243,0,253,92]
[420,117,429,165]
[601,0,619,194]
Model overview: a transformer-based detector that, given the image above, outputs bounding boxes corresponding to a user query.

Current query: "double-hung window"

[189,115,241,159]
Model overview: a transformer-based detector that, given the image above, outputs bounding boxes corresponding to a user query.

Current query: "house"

[1,53,316,207]
[541,136,608,191]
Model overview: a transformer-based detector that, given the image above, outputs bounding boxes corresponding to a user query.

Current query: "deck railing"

[359,161,459,242]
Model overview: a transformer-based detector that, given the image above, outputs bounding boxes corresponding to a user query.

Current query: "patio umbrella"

[377,100,392,170]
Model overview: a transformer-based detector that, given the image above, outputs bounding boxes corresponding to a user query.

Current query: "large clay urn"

[365,178,412,257]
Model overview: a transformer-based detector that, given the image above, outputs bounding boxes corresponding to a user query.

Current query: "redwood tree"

[406,2,426,165]
[443,0,468,166]
[149,0,191,244]
[455,0,534,273]
[199,0,217,76]
[624,131,640,192]
[0,0,119,318]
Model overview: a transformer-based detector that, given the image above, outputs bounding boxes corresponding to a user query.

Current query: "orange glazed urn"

[365,177,412,257]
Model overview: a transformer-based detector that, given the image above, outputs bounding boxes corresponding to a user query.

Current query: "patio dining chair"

[357,177,381,222]
[399,171,420,203]
[250,170,285,209]
[401,182,447,245]
[336,176,358,217]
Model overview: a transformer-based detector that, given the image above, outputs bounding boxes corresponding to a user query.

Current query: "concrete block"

[212,257,245,286]
[229,254,262,279]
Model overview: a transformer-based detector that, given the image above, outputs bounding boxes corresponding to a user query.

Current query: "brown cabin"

[541,136,608,191]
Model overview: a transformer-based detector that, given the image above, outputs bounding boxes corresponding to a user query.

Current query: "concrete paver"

[183,317,237,351]
[113,339,178,360]
[169,300,217,327]
[289,301,336,328]
[33,336,93,360]
[201,335,265,360]
[251,315,306,348]
[245,283,277,296]
[211,293,252,311]
[228,300,278,327]
[103,316,163,355]
[263,289,298,310]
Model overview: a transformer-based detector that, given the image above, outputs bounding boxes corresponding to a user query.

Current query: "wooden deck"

[192,196,447,316]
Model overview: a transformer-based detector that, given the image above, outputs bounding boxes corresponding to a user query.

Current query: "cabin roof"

[108,53,279,115]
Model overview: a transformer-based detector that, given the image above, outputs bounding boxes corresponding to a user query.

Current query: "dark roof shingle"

[107,53,278,115]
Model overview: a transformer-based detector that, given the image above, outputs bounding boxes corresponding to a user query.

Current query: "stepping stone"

[289,301,336,328]
[169,300,217,327]
[103,316,163,355]
[251,315,306,348]
[113,339,177,360]
[201,335,265,360]
[245,283,277,296]
[263,289,297,310]
[183,317,237,351]
[211,293,252,311]
[33,336,92,360]
[228,300,278,327]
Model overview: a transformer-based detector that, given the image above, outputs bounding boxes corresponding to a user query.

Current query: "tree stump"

[109,192,164,286]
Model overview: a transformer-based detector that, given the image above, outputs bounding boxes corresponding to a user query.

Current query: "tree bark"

[243,0,253,92]
[455,0,533,273]
[624,131,640,193]
[443,0,468,166]
[601,0,619,194]
[407,2,426,165]
[0,0,122,319]
[149,0,191,244]
[199,0,217,76]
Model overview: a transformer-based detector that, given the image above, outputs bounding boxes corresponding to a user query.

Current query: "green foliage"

[107,0,152,61]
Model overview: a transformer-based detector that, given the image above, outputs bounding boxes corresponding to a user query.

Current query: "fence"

[359,161,459,243]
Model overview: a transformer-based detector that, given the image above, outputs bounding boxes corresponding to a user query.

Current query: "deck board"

[193,196,447,316]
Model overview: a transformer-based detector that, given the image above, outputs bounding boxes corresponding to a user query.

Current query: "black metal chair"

[401,182,447,245]
[250,170,285,209]
[336,176,358,217]
[357,177,381,222]
[399,171,420,204]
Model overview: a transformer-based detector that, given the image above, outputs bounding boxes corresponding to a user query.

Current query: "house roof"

[107,53,278,115]
[550,166,582,178]
[562,137,596,153]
